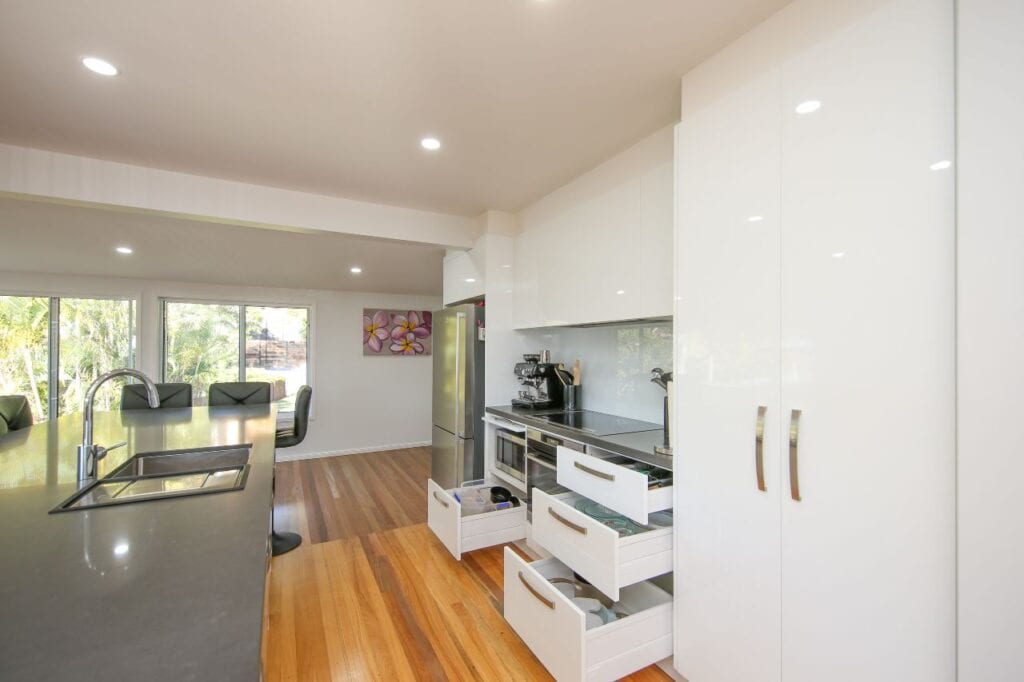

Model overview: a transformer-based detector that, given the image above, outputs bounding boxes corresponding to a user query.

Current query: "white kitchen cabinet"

[513,228,543,328]
[426,478,526,560]
[531,489,672,602]
[674,1,955,681]
[442,250,484,306]
[556,446,672,525]
[503,547,673,682]
[513,128,673,328]
[674,66,784,682]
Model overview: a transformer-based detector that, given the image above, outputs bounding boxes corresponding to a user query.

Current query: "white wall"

[957,0,1024,678]
[0,271,439,459]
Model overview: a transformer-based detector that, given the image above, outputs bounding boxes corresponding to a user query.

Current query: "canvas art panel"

[362,309,433,356]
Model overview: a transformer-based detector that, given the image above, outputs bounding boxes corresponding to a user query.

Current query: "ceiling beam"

[0,143,479,249]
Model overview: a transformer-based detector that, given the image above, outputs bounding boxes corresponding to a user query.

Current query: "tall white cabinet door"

[778,1,955,680]
[674,70,783,682]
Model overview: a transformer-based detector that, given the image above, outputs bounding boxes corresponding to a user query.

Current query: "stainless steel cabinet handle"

[432,491,450,508]
[548,507,588,535]
[755,406,767,492]
[573,461,615,482]
[519,571,555,610]
[789,409,802,502]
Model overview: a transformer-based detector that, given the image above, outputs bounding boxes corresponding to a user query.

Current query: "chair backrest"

[208,382,272,406]
[291,385,313,444]
[121,383,193,410]
[0,395,33,432]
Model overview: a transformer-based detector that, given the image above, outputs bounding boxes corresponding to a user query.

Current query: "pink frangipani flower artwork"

[362,309,433,356]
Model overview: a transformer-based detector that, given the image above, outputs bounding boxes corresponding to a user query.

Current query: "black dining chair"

[121,383,193,410]
[207,382,271,406]
[271,385,312,556]
[0,395,33,434]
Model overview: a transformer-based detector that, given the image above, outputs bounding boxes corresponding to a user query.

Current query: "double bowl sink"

[52,444,252,513]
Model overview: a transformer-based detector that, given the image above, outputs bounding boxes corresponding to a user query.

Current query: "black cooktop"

[535,409,661,437]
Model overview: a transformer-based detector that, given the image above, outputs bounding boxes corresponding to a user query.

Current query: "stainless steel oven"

[494,427,527,483]
[525,428,583,514]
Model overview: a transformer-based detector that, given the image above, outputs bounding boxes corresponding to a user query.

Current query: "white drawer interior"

[531,489,672,600]
[427,478,526,560]
[557,446,673,524]
[504,547,673,682]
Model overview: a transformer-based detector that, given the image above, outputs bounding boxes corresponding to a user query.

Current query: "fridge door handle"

[755,405,767,492]
[454,312,466,437]
[789,409,802,502]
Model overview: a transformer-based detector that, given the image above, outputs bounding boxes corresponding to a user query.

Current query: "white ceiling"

[0,196,444,294]
[0,0,791,216]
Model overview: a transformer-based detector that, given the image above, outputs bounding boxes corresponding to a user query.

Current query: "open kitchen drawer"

[531,488,672,601]
[427,478,527,560]
[557,446,672,524]
[503,547,672,682]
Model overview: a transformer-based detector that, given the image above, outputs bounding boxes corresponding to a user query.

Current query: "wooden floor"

[265,447,671,681]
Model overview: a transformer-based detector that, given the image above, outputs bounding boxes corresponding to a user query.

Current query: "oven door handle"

[498,432,527,448]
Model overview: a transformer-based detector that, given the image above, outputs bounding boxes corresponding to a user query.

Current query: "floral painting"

[362,309,433,356]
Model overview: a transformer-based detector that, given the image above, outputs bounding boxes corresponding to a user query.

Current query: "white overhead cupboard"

[512,127,674,328]
[673,0,955,681]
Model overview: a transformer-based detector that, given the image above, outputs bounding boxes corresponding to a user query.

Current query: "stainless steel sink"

[107,445,251,478]
[51,444,252,513]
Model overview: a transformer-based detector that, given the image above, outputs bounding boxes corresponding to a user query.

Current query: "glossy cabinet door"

[777,0,956,679]
[674,68,783,682]
[513,227,543,328]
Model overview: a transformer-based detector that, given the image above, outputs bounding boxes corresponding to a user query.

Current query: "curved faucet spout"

[78,368,160,481]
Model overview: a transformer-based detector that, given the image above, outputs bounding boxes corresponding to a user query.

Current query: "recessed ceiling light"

[115,246,133,255]
[502,264,512,269]
[748,215,764,222]
[929,159,952,171]
[349,266,362,274]
[795,99,821,115]
[420,137,441,151]
[832,252,845,259]
[113,543,129,556]
[82,56,119,76]
[616,289,626,295]
[465,278,476,283]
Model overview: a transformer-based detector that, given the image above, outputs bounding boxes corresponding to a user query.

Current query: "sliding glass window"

[162,300,309,407]
[0,294,136,421]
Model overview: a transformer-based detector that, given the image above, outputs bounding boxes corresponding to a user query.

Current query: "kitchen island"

[0,405,277,682]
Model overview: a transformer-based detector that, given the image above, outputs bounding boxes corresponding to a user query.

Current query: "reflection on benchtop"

[0,406,272,489]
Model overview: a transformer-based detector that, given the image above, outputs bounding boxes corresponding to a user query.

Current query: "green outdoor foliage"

[163,303,240,405]
[0,296,135,420]
[0,296,49,419]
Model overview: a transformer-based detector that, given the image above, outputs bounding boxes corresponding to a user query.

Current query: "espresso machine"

[512,352,573,410]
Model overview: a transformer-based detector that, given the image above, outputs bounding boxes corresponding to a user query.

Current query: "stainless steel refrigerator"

[431,303,485,490]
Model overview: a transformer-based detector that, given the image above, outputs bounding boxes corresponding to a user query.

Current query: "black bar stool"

[271,385,312,556]
[121,383,193,409]
[0,395,33,438]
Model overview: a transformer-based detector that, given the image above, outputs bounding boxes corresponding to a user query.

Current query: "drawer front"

[531,489,621,598]
[427,479,527,560]
[427,478,462,559]
[557,447,655,524]
[503,547,585,681]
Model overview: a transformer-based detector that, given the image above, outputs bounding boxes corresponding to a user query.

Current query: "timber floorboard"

[265,447,672,681]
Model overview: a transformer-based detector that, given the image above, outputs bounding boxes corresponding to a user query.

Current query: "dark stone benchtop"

[0,405,278,682]
[485,405,673,471]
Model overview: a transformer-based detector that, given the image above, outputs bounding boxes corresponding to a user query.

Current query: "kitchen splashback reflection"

[518,322,672,424]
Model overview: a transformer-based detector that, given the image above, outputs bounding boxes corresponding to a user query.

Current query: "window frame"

[158,297,313,413]
[0,290,139,420]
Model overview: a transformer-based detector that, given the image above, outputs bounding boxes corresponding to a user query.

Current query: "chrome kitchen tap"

[77,369,160,481]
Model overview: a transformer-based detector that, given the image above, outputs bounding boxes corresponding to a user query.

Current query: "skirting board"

[275,440,432,462]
